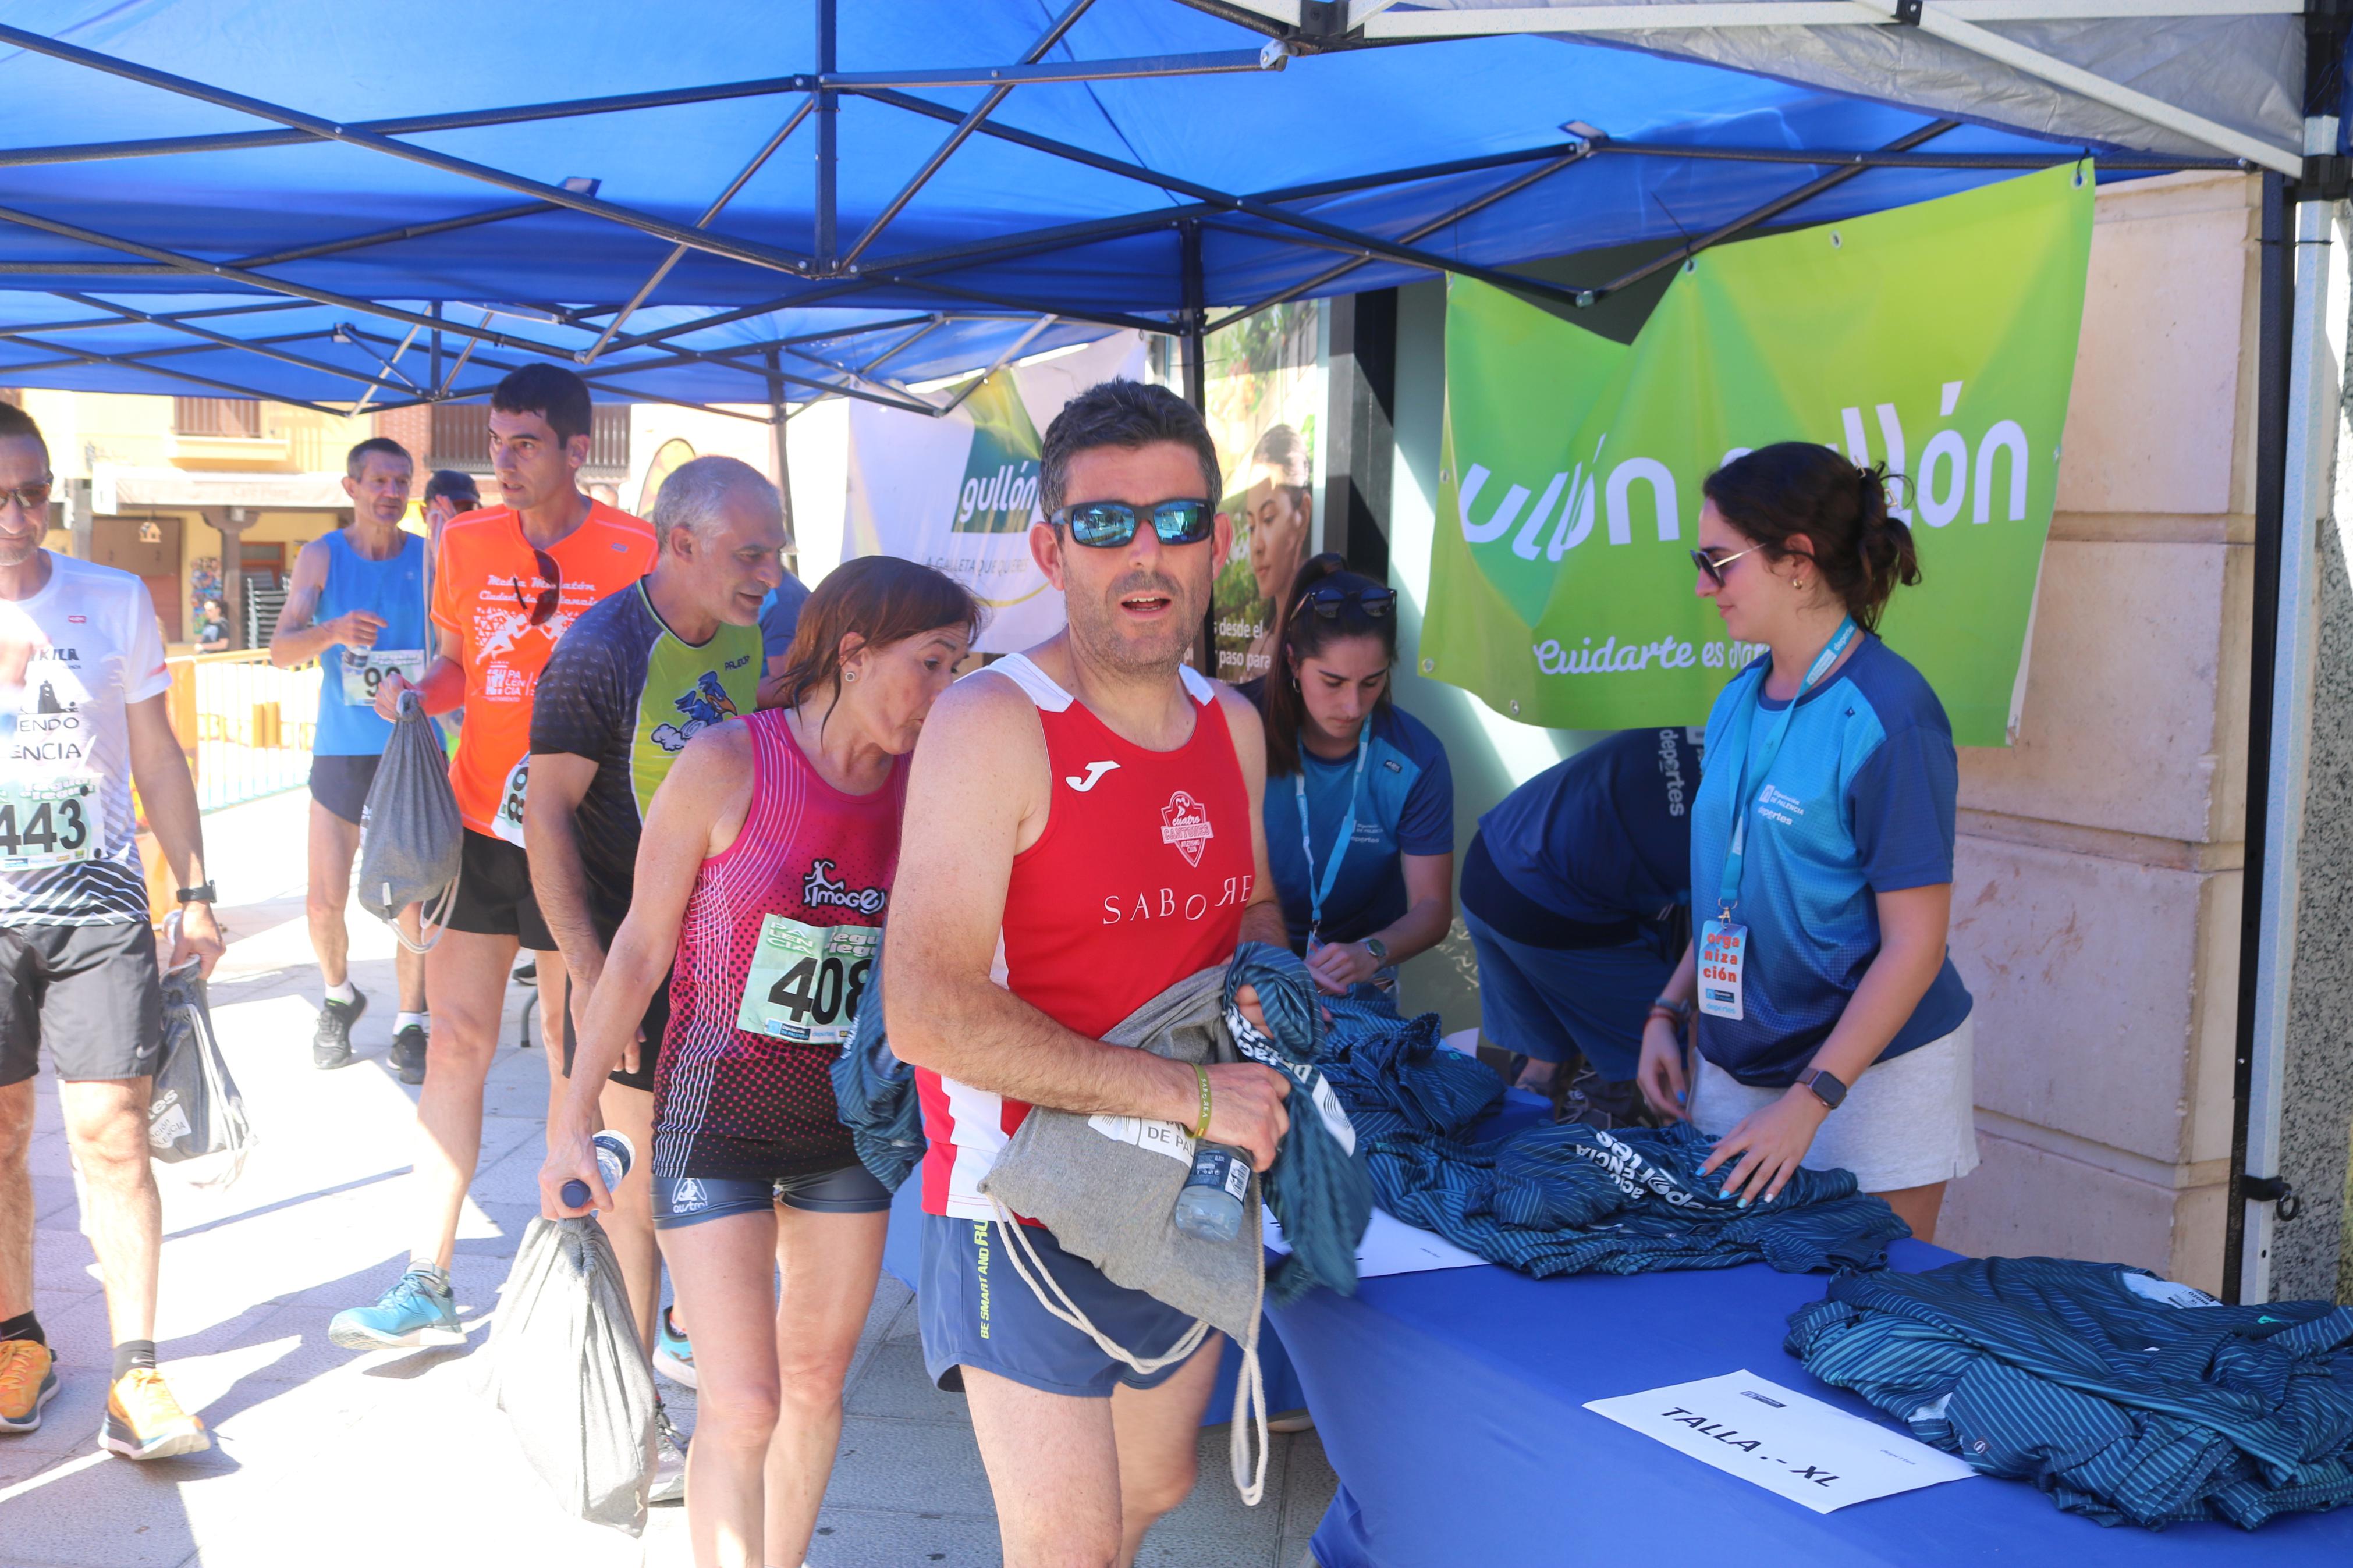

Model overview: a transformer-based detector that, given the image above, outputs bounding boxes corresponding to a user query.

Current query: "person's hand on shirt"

[322,608,386,652]
[1698,1087,1830,1207]
[1635,1014,1691,1122]
[1305,938,1380,995]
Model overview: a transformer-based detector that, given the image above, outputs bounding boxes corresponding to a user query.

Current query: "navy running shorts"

[307,753,381,827]
[917,1211,1208,1398]
[652,1161,893,1229]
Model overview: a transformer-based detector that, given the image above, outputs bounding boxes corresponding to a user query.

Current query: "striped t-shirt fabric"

[0,553,171,927]
[1787,1255,2353,1530]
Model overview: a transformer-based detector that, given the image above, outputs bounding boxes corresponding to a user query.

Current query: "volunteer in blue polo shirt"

[1243,554,1454,996]
[1639,443,1976,1243]
[1461,726,1702,1125]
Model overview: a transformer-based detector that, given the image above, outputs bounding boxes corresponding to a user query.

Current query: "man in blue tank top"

[269,438,435,1073]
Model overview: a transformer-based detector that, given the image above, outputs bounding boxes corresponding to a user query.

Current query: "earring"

[843,669,857,683]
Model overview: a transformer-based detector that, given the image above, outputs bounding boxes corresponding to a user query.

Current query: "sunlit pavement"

[2,790,1336,1567]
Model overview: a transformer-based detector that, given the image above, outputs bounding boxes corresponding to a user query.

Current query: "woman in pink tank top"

[542,558,977,1568]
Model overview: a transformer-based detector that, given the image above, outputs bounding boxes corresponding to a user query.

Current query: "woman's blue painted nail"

[1738,1197,1751,1210]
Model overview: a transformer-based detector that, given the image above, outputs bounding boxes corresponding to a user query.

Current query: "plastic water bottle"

[560,1129,635,1211]
[1172,1141,1251,1242]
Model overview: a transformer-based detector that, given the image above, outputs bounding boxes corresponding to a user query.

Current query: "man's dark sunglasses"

[512,546,562,627]
[1051,499,1214,549]
[0,478,53,517]
[1296,583,1397,620]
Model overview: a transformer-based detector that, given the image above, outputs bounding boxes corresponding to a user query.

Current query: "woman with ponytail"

[1637,443,1976,1241]
[1243,552,1455,997]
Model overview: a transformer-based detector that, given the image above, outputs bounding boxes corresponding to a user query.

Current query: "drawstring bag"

[147,959,254,1189]
[978,945,1368,1505]
[355,691,461,951]
[478,1216,658,1535]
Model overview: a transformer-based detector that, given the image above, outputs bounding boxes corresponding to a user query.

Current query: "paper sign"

[1583,1370,1976,1514]
[1264,1205,1490,1278]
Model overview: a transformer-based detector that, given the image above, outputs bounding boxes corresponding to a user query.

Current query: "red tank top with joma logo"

[914,653,1254,1219]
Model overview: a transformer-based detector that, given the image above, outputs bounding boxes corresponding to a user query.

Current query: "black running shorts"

[0,918,165,1086]
[443,828,554,951]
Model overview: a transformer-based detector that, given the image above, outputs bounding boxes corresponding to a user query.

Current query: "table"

[1266,1239,2353,1567]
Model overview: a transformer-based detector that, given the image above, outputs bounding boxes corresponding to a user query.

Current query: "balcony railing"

[172,397,264,438]
[430,402,630,477]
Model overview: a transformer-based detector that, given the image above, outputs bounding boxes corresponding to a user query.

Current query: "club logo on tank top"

[801,857,888,915]
[1159,789,1215,867]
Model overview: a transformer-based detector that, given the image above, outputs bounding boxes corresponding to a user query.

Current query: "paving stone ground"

[1,791,1334,1567]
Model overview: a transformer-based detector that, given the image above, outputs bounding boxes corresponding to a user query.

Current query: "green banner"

[1422,164,2093,746]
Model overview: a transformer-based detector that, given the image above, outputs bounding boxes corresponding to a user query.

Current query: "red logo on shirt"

[1159,790,1214,868]
[66,615,84,624]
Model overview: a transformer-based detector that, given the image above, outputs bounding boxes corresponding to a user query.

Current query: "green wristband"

[1193,1063,1212,1140]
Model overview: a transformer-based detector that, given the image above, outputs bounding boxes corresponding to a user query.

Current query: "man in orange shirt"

[329,364,653,1355]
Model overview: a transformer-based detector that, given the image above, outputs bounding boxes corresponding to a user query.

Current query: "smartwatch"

[1361,936,1389,964]
[175,882,218,905]
[1798,1067,1848,1111]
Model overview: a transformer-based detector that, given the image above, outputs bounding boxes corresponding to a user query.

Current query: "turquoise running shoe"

[328,1267,463,1350]
[652,1306,696,1389]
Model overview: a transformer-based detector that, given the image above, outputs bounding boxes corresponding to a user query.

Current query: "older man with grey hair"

[523,453,787,1497]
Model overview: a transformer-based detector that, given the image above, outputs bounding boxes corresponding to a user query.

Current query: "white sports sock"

[325,982,357,1006]
[396,1011,427,1033]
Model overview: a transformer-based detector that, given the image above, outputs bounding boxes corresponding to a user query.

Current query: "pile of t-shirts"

[1367,1121,1909,1278]
[1787,1256,2353,1530]
[1318,992,1504,1140]
[1313,993,1907,1278]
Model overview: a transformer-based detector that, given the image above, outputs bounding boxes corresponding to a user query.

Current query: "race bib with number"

[1697,919,1748,1021]
[0,774,98,871]
[736,914,879,1044]
[489,756,530,847]
[340,647,424,705]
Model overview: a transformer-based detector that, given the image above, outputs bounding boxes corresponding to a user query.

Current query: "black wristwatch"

[1798,1067,1848,1111]
[1360,936,1389,964]
[175,882,217,905]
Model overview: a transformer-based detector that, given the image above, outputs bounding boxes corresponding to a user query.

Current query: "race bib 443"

[0,775,97,870]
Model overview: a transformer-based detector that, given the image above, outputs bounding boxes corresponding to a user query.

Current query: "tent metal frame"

[0,4,2248,415]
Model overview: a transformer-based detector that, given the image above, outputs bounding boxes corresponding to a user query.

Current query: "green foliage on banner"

[1422,165,2094,746]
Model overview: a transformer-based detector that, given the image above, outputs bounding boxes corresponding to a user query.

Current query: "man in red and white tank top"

[888,380,1294,1564]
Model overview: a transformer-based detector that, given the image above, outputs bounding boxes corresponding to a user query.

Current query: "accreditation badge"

[1697,919,1748,1021]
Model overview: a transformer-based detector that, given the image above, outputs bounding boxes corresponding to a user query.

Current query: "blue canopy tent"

[0,1,2338,1313]
[0,0,2291,417]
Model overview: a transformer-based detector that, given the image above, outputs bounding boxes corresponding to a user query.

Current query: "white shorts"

[1690,1015,1979,1194]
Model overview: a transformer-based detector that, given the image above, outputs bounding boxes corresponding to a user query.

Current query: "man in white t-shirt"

[0,403,223,1462]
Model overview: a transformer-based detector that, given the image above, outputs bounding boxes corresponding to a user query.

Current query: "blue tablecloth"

[1266,1239,2353,1566]
[878,1087,1553,1428]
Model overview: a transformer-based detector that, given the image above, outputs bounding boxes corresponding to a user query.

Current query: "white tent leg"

[2243,123,2349,1302]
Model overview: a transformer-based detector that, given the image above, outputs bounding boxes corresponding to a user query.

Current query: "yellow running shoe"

[0,1338,58,1433]
[99,1367,210,1460]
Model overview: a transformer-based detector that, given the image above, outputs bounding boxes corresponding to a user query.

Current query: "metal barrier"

[166,649,320,812]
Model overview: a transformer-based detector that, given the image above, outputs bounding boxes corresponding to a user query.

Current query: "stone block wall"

[1937,172,2259,1292]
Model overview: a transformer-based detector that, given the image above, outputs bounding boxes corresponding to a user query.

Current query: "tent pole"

[430,303,442,398]
[768,348,798,574]
[1181,221,1208,411]
[2226,169,2294,1303]
[817,0,839,273]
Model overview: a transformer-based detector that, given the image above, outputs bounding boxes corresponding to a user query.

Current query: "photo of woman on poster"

[1239,423,1314,681]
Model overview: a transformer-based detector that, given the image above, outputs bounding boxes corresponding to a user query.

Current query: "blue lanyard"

[1296,730,1370,936]
[1715,617,1857,922]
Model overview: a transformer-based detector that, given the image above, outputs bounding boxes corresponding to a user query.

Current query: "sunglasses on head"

[512,546,562,627]
[0,478,52,517]
[1295,582,1397,621]
[1688,544,1763,589]
[1051,499,1214,549]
